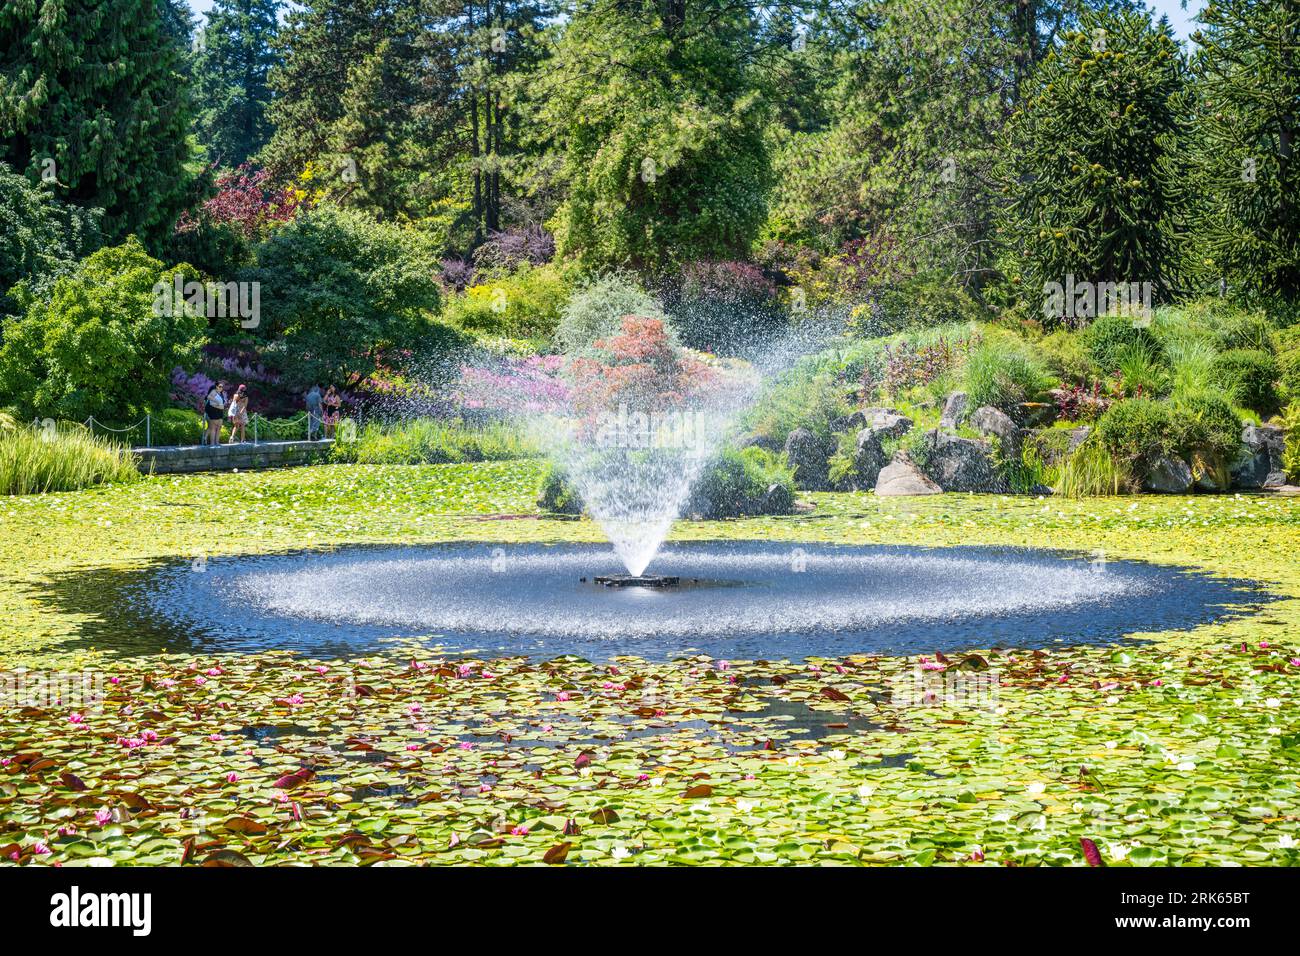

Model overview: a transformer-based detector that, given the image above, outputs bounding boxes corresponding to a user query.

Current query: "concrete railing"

[134,440,334,475]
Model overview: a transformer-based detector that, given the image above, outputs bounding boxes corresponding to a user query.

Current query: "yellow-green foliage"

[330,417,539,465]
[443,264,571,338]
[0,423,141,495]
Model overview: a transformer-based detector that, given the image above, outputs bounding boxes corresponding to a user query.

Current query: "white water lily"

[1026,781,1046,795]
[826,749,846,761]
[1176,760,1196,771]
[648,777,664,788]
[610,845,631,860]
[736,798,758,813]
[1276,834,1296,849]
[1265,698,1281,708]
[855,784,874,801]
[1109,844,1131,861]
[1104,740,1118,749]
[1105,696,1120,705]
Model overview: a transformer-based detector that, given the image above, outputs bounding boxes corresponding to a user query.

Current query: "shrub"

[537,463,582,515]
[1209,348,1280,414]
[962,339,1054,412]
[1054,440,1133,497]
[0,424,141,495]
[0,237,206,421]
[247,207,446,390]
[687,447,795,518]
[330,418,537,465]
[1171,392,1242,489]
[1275,325,1300,401]
[744,366,848,446]
[1095,398,1176,470]
[147,408,205,446]
[443,263,570,339]
[1113,342,1170,397]
[1082,315,1164,374]
[1037,329,1099,384]
[554,273,670,354]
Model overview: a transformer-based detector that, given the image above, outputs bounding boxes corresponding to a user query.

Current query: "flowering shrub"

[472,226,556,274]
[452,355,570,415]
[1053,381,1111,421]
[681,260,777,303]
[442,264,571,338]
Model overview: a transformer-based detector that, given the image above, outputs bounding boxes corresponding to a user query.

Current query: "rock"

[939,391,969,430]
[916,429,1008,493]
[760,482,795,515]
[875,453,943,496]
[829,410,869,434]
[1015,402,1058,427]
[1066,426,1092,454]
[1144,455,1194,494]
[737,432,782,453]
[783,427,831,490]
[969,406,1021,460]
[863,408,913,439]
[1231,423,1286,489]
[848,428,889,489]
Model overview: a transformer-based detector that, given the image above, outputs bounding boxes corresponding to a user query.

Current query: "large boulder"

[1231,423,1286,489]
[864,408,913,439]
[736,432,782,453]
[783,427,832,490]
[969,405,1021,460]
[875,452,943,496]
[939,391,969,430]
[1143,455,1194,494]
[847,428,889,489]
[916,429,1008,493]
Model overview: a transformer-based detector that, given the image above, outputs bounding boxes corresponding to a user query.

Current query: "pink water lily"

[208,734,223,742]
[555,691,570,702]
[226,773,240,784]
[68,713,84,724]
[94,808,112,825]
[141,729,159,741]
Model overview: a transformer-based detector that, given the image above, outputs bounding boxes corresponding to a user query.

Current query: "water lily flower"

[611,846,631,860]
[408,704,422,714]
[109,677,121,685]
[736,799,758,813]
[32,841,50,855]
[555,691,570,702]
[456,664,473,678]
[1109,843,1131,861]
[1289,659,1300,667]
[206,667,223,676]
[637,773,649,781]
[406,744,420,751]
[1277,835,1296,849]
[479,783,492,793]
[856,784,874,800]
[59,825,77,837]
[157,678,176,688]
[921,662,945,671]
[208,734,223,742]
[194,676,207,686]
[510,825,529,836]
[481,671,496,680]
[141,729,158,741]
[449,833,460,848]
[94,808,112,826]
[1026,782,1046,795]
[226,773,240,784]
[68,713,84,724]
[458,742,473,750]
[314,665,329,674]
[827,749,846,760]
[970,847,985,862]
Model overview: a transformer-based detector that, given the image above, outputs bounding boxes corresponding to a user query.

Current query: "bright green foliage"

[192,0,281,169]
[1083,314,1165,373]
[1054,439,1133,496]
[1209,348,1280,414]
[331,417,538,465]
[1171,391,1243,487]
[688,446,795,518]
[442,264,571,339]
[1183,0,1300,302]
[0,0,196,244]
[0,238,205,421]
[0,423,140,495]
[1095,397,1176,471]
[997,9,1186,317]
[539,0,773,270]
[962,339,1054,412]
[245,207,450,389]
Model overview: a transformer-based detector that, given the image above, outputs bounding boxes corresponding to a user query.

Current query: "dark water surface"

[32,541,1271,661]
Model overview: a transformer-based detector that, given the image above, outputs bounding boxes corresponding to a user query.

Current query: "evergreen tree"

[537,0,778,271]
[995,8,1187,320]
[1185,0,1300,304]
[193,0,282,169]
[0,0,197,245]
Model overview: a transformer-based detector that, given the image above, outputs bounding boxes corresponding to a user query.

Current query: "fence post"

[145,413,151,448]
[253,417,258,446]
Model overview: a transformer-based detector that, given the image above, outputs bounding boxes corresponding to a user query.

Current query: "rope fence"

[72,410,357,449]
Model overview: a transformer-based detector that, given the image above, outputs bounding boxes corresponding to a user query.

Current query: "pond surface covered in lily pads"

[45,541,1269,660]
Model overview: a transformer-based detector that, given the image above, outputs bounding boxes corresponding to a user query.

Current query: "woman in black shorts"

[203,381,227,447]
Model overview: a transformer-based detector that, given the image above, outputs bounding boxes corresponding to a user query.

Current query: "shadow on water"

[27,541,1277,662]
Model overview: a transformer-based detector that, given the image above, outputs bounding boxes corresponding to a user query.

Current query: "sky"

[185,1,1206,41]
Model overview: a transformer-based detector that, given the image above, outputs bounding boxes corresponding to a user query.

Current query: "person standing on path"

[203,381,227,447]
[305,384,323,440]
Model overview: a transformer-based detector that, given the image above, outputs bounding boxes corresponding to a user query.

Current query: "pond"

[37,541,1271,661]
